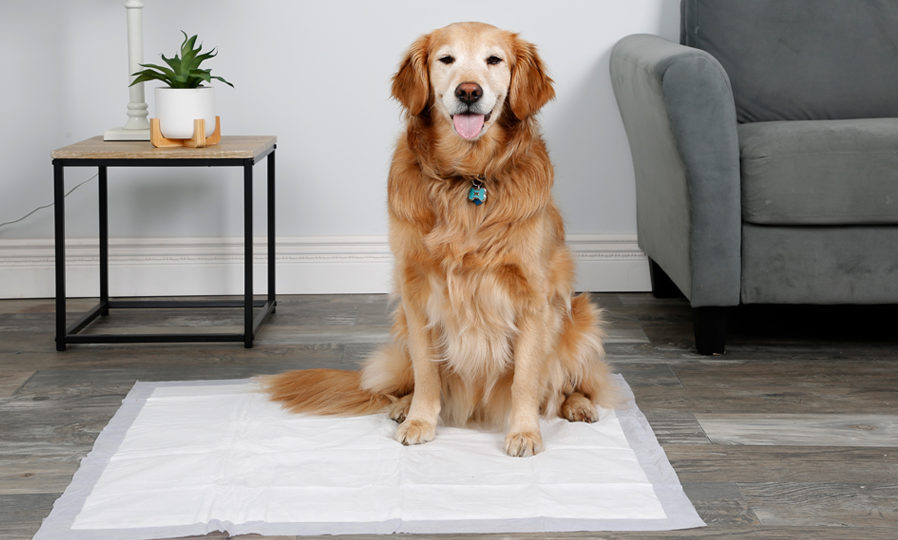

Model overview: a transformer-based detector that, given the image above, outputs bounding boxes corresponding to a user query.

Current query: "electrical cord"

[0,173,98,231]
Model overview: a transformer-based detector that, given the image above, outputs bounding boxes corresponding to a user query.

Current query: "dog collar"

[467,177,487,206]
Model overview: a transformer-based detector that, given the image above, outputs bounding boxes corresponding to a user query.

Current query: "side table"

[51,135,277,350]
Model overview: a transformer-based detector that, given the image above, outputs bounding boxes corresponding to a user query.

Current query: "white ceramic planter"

[155,86,216,139]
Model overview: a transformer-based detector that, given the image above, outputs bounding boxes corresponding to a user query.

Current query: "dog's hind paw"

[505,430,544,457]
[395,419,436,446]
[388,393,413,424]
[561,392,599,423]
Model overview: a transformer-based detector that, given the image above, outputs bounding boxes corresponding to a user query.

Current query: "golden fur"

[264,22,617,457]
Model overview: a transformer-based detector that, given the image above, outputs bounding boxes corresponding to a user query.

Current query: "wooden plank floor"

[1,293,897,539]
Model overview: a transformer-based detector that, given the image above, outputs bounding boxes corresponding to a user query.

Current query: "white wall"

[0,0,679,298]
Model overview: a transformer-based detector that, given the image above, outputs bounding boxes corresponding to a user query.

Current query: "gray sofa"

[610,0,898,354]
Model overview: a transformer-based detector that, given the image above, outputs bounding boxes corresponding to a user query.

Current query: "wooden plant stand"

[150,116,221,148]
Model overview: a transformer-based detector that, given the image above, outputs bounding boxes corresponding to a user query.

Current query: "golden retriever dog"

[264,21,616,457]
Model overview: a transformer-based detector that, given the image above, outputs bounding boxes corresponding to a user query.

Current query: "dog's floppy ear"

[392,33,431,115]
[508,37,555,120]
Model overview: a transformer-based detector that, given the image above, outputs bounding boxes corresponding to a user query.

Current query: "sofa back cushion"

[681,0,898,123]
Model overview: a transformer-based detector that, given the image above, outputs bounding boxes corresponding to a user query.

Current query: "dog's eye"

[438,55,455,65]
[486,55,503,65]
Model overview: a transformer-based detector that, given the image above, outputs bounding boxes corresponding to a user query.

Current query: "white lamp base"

[104,127,151,141]
[106,0,150,143]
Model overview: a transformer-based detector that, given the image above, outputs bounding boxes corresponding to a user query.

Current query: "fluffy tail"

[261,369,395,416]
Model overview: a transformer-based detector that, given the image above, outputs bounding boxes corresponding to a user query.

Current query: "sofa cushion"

[681,0,898,123]
[739,119,898,225]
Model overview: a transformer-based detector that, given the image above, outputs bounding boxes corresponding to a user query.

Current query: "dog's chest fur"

[418,178,537,381]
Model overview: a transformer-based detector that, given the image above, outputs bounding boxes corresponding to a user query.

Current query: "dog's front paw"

[395,419,436,446]
[561,392,599,423]
[504,430,544,457]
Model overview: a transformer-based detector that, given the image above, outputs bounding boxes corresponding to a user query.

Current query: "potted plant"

[130,31,233,139]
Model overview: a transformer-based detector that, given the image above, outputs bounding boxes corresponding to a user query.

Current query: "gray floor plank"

[0,371,31,398]
[664,445,898,483]
[0,493,58,538]
[0,455,80,495]
[697,413,898,447]
[740,482,898,527]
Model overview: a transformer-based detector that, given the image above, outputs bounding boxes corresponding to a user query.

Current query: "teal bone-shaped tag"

[468,185,487,205]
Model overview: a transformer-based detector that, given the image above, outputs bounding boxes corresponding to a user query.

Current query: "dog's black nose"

[455,82,483,105]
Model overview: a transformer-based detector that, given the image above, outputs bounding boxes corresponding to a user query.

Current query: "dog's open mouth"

[452,112,492,140]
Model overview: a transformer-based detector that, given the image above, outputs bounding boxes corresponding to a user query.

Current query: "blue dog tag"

[468,185,487,205]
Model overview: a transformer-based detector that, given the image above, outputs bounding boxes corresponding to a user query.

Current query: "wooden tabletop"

[51,135,277,161]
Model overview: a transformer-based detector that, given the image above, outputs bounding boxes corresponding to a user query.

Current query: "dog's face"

[429,23,512,141]
[392,22,554,141]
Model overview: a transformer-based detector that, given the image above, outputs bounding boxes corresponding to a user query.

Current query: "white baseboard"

[0,234,649,299]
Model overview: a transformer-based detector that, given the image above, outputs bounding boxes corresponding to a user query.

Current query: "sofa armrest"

[610,34,741,307]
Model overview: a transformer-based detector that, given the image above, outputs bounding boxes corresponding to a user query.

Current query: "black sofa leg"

[648,258,681,298]
[693,306,729,355]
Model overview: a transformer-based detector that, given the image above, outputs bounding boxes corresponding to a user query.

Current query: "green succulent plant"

[130,31,234,88]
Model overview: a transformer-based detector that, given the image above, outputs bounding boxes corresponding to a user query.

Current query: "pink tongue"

[453,114,485,140]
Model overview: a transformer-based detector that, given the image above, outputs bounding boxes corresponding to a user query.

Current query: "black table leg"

[54,161,66,351]
[267,149,276,312]
[98,166,109,316]
[244,161,254,348]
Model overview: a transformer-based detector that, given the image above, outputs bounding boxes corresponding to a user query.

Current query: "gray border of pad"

[34,376,704,539]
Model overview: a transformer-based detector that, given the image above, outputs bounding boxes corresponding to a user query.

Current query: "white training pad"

[36,376,704,538]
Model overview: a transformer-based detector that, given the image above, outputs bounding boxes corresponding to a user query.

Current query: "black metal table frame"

[53,147,276,350]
